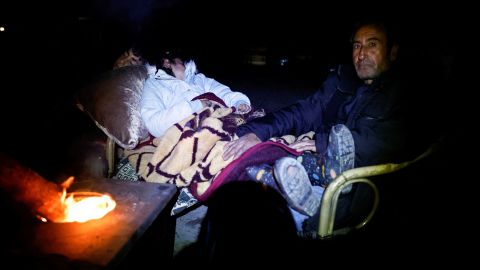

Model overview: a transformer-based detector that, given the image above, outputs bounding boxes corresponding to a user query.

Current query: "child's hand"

[237,103,251,114]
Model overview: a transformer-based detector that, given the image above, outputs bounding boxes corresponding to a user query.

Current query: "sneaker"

[274,157,321,217]
[324,124,355,193]
[245,164,279,191]
[297,152,323,186]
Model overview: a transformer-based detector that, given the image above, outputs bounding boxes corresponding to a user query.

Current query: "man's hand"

[223,133,261,160]
[288,139,317,152]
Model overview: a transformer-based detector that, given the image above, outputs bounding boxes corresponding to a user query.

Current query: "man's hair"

[350,19,400,52]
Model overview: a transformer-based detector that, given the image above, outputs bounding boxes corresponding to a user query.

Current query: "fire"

[40,177,116,223]
[59,191,116,223]
[1,154,116,223]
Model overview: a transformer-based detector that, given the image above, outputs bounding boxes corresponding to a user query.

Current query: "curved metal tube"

[317,146,433,238]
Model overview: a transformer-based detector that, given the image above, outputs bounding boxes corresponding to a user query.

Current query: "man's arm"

[222,89,328,160]
[223,66,345,161]
[237,84,331,141]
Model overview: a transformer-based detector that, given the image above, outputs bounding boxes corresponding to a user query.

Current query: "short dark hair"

[160,48,187,62]
[155,48,192,72]
[153,48,192,76]
[350,19,399,51]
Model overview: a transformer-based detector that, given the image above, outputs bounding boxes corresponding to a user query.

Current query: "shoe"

[245,164,279,191]
[324,124,355,193]
[297,152,323,186]
[274,157,321,217]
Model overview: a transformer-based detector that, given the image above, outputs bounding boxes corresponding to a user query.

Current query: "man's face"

[352,25,395,84]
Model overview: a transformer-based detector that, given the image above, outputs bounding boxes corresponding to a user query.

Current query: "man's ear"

[390,44,399,61]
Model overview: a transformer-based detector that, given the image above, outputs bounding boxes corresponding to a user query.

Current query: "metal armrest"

[317,146,433,238]
[106,137,116,178]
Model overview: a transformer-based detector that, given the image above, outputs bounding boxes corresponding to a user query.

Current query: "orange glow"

[60,191,116,223]
[38,176,116,223]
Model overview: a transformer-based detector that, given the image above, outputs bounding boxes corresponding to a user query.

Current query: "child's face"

[162,58,185,78]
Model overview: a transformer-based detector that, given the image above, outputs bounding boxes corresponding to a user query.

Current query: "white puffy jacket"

[140,60,251,137]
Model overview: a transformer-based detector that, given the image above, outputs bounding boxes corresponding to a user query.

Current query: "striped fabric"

[123,103,314,199]
[141,105,235,189]
[121,104,251,197]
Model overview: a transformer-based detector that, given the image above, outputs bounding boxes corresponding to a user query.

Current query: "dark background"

[0,0,473,178]
[0,0,476,264]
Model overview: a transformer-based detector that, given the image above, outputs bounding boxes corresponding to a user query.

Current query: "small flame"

[61,192,116,223]
[39,177,116,223]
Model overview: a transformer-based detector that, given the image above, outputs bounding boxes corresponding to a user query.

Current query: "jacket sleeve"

[236,67,343,142]
[140,78,203,138]
[195,74,251,108]
[236,84,332,141]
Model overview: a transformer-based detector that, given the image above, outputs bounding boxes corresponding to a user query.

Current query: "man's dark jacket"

[237,64,420,167]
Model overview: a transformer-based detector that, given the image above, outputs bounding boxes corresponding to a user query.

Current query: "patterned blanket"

[123,103,266,198]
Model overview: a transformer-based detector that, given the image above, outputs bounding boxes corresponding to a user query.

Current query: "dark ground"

[0,0,476,267]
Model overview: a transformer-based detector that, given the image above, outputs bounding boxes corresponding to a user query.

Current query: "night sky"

[1,1,471,71]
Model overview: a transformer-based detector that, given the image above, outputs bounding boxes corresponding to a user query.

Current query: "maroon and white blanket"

[124,102,266,197]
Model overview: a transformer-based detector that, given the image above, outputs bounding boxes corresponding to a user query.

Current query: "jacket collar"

[368,65,398,91]
[153,60,199,82]
[336,64,362,94]
[184,60,198,84]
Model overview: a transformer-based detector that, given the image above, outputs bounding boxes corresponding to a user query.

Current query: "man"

[222,20,422,230]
